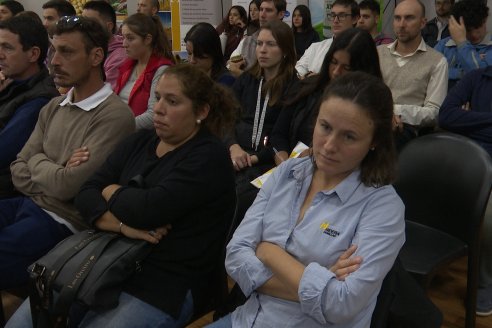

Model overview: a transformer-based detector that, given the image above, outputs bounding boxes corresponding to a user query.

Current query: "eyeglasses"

[327,13,353,21]
[56,16,98,47]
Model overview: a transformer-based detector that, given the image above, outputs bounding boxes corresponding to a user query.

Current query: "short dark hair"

[184,22,226,82]
[318,71,396,187]
[15,11,43,25]
[333,0,360,17]
[0,0,24,16]
[261,0,287,14]
[42,0,76,17]
[0,15,49,67]
[54,16,109,79]
[292,5,314,32]
[358,0,380,15]
[451,0,489,30]
[83,0,117,34]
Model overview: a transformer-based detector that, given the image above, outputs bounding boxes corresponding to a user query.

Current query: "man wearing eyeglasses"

[422,0,454,47]
[0,16,135,289]
[378,0,447,150]
[295,0,359,78]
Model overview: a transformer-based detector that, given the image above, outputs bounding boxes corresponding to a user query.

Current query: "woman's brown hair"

[249,20,296,106]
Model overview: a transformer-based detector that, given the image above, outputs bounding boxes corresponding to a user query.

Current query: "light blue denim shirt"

[226,157,405,328]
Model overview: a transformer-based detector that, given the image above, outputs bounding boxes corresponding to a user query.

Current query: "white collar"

[60,83,113,112]
[388,38,427,57]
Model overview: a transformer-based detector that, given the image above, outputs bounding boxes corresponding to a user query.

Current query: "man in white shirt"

[295,0,359,78]
[377,0,448,150]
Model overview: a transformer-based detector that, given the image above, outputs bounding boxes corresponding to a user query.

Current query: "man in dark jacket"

[0,15,59,197]
[422,0,454,47]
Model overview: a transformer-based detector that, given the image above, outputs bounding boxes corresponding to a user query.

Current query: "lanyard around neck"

[251,77,270,151]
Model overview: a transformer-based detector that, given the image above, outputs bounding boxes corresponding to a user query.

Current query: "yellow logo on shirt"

[320,221,340,237]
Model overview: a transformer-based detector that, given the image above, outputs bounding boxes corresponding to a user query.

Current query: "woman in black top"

[246,0,261,36]
[226,20,297,181]
[185,22,236,87]
[216,5,247,61]
[72,65,237,327]
[225,20,297,232]
[292,5,320,59]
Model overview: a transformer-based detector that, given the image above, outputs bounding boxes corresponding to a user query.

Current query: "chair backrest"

[394,133,492,245]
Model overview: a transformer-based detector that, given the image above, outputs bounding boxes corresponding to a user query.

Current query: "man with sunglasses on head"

[0,16,135,290]
[295,0,359,79]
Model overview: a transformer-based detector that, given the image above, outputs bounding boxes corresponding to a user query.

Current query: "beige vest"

[378,45,443,106]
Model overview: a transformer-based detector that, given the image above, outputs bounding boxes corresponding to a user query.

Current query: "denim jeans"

[7,291,194,328]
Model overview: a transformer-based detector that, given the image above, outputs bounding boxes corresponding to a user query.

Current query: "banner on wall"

[158,0,222,52]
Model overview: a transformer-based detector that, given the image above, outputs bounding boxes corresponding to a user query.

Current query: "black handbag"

[28,229,152,328]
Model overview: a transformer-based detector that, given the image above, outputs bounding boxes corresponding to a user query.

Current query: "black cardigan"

[75,128,236,318]
[226,72,297,165]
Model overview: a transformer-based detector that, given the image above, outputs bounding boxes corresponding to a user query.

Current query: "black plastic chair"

[394,133,492,328]
[186,194,239,326]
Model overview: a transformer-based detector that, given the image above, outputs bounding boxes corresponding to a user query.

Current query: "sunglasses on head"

[57,16,98,47]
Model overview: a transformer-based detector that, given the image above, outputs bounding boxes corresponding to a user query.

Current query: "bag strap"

[51,233,119,323]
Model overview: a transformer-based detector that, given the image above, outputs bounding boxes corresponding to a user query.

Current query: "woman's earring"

[370,147,375,151]
[196,119,201,124]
